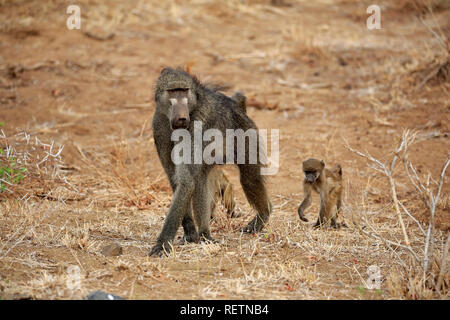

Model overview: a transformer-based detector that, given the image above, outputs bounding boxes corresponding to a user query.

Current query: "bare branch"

[398,201,426,237]
[434,158,450,206]
[436,233,450,292]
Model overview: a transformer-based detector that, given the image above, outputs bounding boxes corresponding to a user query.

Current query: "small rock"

[338,57,348,66]
[84,291,125,300]
[12,293,33,300]
[101,242,122,257]
[83,27,115,41]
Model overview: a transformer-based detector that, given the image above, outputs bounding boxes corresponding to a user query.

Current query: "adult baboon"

[297,158,343,228]
[150,67,271,256]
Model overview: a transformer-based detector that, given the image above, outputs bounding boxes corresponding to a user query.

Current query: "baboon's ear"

[320,160,325,168]
[336,164,342,176]
[160,67,172,75]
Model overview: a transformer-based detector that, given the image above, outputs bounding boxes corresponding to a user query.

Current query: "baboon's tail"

[231,92,247,112]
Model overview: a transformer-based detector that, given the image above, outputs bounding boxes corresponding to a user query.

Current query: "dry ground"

[0,0,449,300]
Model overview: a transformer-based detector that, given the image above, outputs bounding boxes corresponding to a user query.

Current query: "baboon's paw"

[180,233,200,244]
[313,222,336,230]
[228,207,242,218]
[200,235,218,244]
[240,219,264,234]
[240,226,255,234]
[329,222,348,230]
[149,243,171,257]
[298,208,309,222]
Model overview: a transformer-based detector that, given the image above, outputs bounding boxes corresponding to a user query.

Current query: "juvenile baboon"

[150,67,272,256]
[297,158,343,228]
[208,167,239,219]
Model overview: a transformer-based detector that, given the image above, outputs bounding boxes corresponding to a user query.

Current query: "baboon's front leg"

[154,121,198,244]
[169,180,198,244]
[298,183,312,222]
[192,171,215,242]
[314,192,330,228]
[149,178,195,257]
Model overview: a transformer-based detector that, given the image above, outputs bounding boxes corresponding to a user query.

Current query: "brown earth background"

[0,0,449,300]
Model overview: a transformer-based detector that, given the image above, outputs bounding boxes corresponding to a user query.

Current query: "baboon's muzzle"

[171,116,189,129]
[305,173,317,183]
[171,105,190,130]
[168,89,190,130]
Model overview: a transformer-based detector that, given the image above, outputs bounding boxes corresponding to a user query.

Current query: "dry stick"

[345,143,411,246]
[389,135,413,247]
[398,201,426,237]
[436,233,450,292]
[0,231,28,259]
[418,14,448,53]
[354,214,418,267]
[416,64,442,90]
[128,277,137,300]
[112,143,138,199]
[423,158,449,274]
[36,193,86,202]
[401,132,449,278]
[387,174,410,247]
[139,118,148,138]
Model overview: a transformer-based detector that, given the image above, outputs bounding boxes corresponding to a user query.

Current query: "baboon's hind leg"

[239,164,272,233]
[181,205,200,243]
[314,196,338,229]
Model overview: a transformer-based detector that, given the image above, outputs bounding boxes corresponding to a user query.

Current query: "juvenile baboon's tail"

[333,164,342,176]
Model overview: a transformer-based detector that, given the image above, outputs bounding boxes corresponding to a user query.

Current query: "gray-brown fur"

[297,158,343,228]
[231,91,246,112]
[208,91,247,219]
[150,67,272,256]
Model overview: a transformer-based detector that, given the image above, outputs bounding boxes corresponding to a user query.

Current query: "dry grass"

[0,130,77,201]
[346,130,449,298]
[2,155,447,299]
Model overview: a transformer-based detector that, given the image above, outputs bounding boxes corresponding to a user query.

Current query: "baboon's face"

[303,158,325,184]
[155,68,198,130]
[304,169,320,183]
[168,89,190,130]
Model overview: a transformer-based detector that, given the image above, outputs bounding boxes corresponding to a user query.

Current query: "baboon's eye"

[167,88,189,93]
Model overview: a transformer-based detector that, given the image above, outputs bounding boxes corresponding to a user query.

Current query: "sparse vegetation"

[346,130,449,298]
[0,151,27,192]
